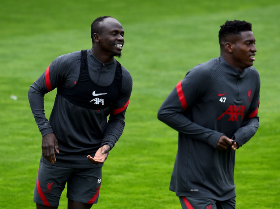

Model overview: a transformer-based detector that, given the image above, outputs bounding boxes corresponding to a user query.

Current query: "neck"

[92,47,114,63]
[221,53,244,72]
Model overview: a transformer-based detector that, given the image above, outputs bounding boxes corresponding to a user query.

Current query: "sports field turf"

[0,0,279,208]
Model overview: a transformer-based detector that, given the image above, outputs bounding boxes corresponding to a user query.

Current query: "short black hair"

[219,20,252,42]
[91,16,112,42]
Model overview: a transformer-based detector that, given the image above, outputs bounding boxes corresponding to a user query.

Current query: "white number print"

[219,97,226,103]
[90,98,105,105]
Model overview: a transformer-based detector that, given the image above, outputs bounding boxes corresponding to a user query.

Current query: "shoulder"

[48,51,81,77]
[186,57,220,79]
[51,51,81,69]
[119,64,133,93]
[247,66,260,77]
[120,65,132,81]
[246,66,260,84]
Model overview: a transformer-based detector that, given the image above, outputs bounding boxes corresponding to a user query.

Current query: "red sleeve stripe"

[45,65,52,91]
[176,80,187,111]
[87,185,101,204]
[36,172,51,206]
[111,98,130,115]
[248,107,258,118]
[182,197,194,209]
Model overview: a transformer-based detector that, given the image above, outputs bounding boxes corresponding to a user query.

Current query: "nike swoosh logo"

[92,91,107,96]
[218,93,227,96]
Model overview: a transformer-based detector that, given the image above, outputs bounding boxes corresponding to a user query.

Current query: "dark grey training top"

[158,56,260,201]
[28,49,133,168]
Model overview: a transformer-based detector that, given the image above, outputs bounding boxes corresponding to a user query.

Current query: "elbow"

[28,85,38,98]
[28,86,34,99]
[253,122,259,133]
[157,109,165,122]
[157,111,161,121]
[28,84,45,98]
[157,105,175,123]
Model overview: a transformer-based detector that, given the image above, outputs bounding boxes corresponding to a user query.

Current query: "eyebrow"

[244,39,255,43]
[110,29,124,32]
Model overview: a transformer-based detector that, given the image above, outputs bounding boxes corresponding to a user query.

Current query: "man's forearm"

[101,116,125,149]
[233,117,259,148]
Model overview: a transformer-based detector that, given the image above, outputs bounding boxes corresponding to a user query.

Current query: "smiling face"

[225,31,257,71]
[93,18,124,59]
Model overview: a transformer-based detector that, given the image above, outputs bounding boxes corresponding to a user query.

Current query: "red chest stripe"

[111,98,130,115]
[176,80,187,111]
[45,65,52,91]
[248,107,258,118]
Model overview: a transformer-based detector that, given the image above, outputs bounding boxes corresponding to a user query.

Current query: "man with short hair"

[28,16,132,209]
[158,20,260,209]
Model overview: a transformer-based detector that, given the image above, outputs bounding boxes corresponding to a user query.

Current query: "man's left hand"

[231,141,239,151]
[87,145,111,164]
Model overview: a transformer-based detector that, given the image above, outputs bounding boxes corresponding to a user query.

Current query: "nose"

[117,34,124,42]
[251,44,257,52]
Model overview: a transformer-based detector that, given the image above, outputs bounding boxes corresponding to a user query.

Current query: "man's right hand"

[42,133,59,164]
[217,135,233,150]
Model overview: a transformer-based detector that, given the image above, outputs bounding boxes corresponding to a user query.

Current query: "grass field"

[0,0,280,208]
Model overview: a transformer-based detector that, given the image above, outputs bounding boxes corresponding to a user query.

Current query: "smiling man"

[29,16,132,209]
[158,20,260,209]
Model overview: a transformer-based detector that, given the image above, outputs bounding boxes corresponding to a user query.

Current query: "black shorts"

[179,196,236,209]
[33,160,102,207]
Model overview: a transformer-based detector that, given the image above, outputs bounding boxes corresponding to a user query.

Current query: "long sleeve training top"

[158,56,260,200]
[28,49,133,168]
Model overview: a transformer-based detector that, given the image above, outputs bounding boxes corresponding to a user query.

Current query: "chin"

[248,62,254,67]
[243,61,254,68]
[113,52,122,58]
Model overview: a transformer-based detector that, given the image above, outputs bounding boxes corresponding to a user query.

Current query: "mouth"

[249,54,255,61]
[115,43,123,50]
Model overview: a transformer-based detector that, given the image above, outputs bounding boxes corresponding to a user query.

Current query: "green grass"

[0,0,280,208]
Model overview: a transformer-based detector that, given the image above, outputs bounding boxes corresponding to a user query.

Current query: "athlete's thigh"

[33,160,72,207]
[216,197,236,209]
[179,196,216,209]
[67,166,102,205]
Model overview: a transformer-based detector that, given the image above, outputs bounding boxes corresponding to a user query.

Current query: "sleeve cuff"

[41,128,54,137]
[101,141,113,150]
[207,132,224,148]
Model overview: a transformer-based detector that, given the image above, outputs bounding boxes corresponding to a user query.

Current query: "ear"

[224,42,233,53]
[93,33,100,43]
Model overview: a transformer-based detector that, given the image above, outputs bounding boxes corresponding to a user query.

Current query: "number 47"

[219,97,226,103]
